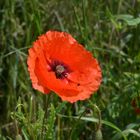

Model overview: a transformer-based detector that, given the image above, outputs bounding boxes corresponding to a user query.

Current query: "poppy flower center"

[56,65,65,73]
[55,65,66,78]
[50,60,69,79]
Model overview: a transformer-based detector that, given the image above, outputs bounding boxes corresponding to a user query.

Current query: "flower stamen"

[50,60,69,79]
[56,65,65,74]
[55,65,66,78]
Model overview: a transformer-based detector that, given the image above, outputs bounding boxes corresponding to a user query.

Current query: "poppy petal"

[27,31,102,103]
[27,45,50,94]
[43,33,95,72]
[34,56,80,97]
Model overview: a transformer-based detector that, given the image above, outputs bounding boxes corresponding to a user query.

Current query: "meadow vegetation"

[0,0,140,139]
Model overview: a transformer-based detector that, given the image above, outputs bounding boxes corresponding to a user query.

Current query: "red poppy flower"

[27,31,102,103]
[131,97,140,115]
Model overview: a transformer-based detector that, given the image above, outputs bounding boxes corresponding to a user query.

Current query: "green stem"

[41,94,51,139]
[69,108,86,140]
[89,100,103,140]
[57,116,61,140]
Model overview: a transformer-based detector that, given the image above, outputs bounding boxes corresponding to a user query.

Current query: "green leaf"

[116,14,140,26]
[21,127,29,140]
[112,129,140,140]
[126,123,140,129]
[79,117,127,140]
[57,114,128,140]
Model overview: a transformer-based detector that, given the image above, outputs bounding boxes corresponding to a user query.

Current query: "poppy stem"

[41,94,51,139]
[69,107,87,140]
[89,100,103,140]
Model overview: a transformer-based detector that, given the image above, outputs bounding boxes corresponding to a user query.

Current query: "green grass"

[0,0,140,140]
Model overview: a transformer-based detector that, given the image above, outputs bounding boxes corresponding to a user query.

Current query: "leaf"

[21,127,29,140]
[126,123,140,129]
[135,51,140,63]
[79,117,127,140]
[55,102,67,113]
[123,129,140,137]
[57,114,128,140]
[115,14,140,26]
[112,129,140,140]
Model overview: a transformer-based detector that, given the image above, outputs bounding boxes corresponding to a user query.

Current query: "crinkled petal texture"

[27,31,102,103]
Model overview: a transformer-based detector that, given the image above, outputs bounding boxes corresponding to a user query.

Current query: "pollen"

[50,60,69,79]
[55,64,67,79]
[55,65,65,74]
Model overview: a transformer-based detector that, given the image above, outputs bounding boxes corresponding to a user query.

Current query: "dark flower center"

[50,60,69,79]
[56,65,65,73]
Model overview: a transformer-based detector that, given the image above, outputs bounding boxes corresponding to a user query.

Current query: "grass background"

[0,0,140,139]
